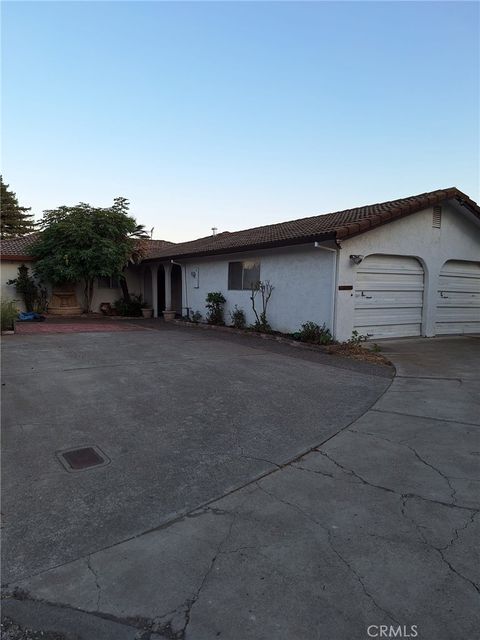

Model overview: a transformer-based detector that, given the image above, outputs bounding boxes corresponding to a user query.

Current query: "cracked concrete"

[2,332,479,639]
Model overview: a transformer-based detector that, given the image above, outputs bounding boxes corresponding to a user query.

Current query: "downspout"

[170,259,189,318]
[314,241,340,339]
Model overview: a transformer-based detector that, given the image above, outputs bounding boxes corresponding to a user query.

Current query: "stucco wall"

[1,261,142,314]
[74,267,142,312]
[176,245,335,334]
[335,202,480,340]
[0,261,45,313]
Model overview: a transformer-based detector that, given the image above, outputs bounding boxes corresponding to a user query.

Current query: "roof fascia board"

[142,232,337,263]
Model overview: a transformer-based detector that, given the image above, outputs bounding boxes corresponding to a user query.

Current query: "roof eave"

[142,232,338,263]
[0,254,35,261]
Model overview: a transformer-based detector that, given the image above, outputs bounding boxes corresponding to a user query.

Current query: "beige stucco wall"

[1,261,142,314]
[0,261,38,312]
[73,267,143,312]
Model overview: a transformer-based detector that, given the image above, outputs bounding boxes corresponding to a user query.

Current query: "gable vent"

[432,206,442,228]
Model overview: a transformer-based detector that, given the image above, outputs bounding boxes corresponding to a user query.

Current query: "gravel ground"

[0,618,68,640]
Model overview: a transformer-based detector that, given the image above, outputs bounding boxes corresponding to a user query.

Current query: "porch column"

[151,263,158,318]
[164,262,172,312]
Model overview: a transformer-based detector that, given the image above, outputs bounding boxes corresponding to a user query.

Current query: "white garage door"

[354,254,424,339]
[436,260,480,335]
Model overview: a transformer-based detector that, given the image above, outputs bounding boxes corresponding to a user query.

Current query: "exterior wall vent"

[432,206,442,228]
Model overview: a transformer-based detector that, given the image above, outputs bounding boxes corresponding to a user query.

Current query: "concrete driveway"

[2,327,479,639]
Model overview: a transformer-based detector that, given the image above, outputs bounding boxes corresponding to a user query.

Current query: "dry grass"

[326,343,392,366]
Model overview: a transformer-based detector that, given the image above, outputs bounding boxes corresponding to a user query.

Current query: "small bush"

[296,321,333,345]
[250,280,274,332]
[348,330,370,345]
[114,294,143,317]
[205,292,226,325]
[191,310,202,324]
[1,299,19,331]
[229,305,246,329]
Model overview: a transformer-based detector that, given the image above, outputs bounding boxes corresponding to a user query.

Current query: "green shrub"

[1,299,19,331]
[114,294,143,317]
[297,321,333,345]
[7,264,48,312]
[347,330,370,345]
[205,292,226,325]
[229,305,246,329]
[191,310,202,324]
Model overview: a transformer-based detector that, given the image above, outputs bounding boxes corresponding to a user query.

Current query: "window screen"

[242,260,260,290]
[228,261,260,290]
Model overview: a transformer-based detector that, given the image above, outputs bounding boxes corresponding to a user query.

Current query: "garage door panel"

[355,307,423,324]
[355,292,423,308]
[354,254,424,339]
[354,322,422,339]
[436,260,480,335]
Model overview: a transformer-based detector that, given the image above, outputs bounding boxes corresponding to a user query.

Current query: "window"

[228,260,260,290]
[97,276,120,289]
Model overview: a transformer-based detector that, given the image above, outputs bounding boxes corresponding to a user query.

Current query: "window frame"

[227,260,261,291]
[97,275,121,289]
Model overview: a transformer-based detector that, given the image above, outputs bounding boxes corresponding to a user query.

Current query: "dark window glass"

[97,276,111,289]
[228,262,243,290]
[97,276,120,289]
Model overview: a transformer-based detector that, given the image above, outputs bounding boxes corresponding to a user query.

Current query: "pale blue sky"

[2,1,479,241]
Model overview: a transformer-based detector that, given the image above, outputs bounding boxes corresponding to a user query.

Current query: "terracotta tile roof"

[136,238,176,259]
[145,187,479,262]
[0,233,40,260]
[0,234,175,260]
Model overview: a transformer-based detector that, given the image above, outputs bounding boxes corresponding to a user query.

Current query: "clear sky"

[2,1,479,242]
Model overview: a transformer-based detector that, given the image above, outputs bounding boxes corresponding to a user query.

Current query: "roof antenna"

[211,227,217,238]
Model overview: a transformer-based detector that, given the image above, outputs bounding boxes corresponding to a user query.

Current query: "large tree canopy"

[32,197,147,312]
[0,176,35,238]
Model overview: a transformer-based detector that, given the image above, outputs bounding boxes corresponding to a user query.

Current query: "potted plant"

[141,301,154,318]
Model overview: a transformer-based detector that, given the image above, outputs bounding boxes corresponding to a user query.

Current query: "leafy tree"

[0,176,35,238]
[32,197,148,313]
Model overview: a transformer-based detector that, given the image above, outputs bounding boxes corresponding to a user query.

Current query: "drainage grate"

[56,445,110,472]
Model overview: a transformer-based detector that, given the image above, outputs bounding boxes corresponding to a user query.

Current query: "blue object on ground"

[18,312,46,322]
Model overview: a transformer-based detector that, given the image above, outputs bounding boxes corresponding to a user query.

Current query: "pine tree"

[0,176,35,238]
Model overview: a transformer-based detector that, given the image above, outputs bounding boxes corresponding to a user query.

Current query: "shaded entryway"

[143,269,152,308]
[171,263,182,315]
[157,265,166,315]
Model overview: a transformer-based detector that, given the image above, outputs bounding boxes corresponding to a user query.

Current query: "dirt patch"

[14,321,145,335]
[326,343,392,366]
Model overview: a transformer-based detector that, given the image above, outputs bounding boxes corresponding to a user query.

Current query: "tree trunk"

[120,273,131,303]
[83,278,95,313]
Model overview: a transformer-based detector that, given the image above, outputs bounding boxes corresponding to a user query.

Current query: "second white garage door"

[354,254,425,339]
[436,260,480,335]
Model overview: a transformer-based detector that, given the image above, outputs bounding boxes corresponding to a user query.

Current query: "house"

[141,187,480,340]
[0,235,172,313]
[2,187,479,339]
